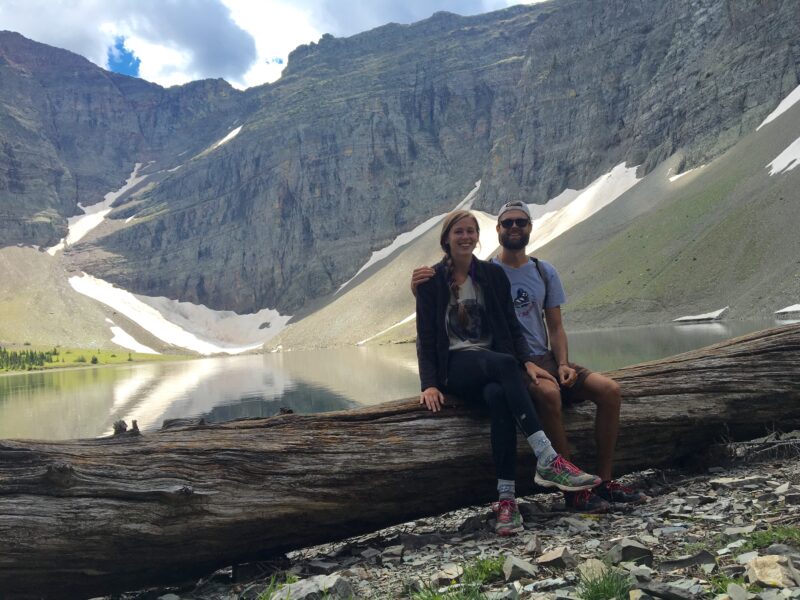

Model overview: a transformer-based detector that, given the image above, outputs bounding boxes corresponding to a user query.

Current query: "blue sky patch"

[107,36,141,77]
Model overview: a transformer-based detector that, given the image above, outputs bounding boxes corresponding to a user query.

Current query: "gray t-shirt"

[446,276,492,351]
[491,257,566,355]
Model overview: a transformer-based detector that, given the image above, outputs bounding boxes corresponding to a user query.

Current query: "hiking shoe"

[595,480,648,504]
[534,455,602,492]
[564,489,611,514]
[493,499,524,536]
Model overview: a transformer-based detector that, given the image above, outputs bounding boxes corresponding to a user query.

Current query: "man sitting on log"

[411,200,646,513]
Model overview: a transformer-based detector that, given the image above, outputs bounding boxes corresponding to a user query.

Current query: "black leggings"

[446,348,543,481]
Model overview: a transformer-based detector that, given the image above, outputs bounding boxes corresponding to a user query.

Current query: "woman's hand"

[420,387,445,412]
[524,362,558,386]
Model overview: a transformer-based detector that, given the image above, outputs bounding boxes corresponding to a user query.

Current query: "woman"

[415,209,600,536]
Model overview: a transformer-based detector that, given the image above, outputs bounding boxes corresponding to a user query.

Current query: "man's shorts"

[522,351,593,405]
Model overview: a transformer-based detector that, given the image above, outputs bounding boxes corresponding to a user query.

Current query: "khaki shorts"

[522,351,593,405]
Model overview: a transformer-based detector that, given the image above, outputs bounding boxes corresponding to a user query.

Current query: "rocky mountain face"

[1,0,799,316]
[0,31,247,247]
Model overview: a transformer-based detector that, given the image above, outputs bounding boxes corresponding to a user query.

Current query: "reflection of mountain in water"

[202,382,357,423]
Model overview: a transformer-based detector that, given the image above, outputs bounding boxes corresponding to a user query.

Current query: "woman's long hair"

[439,210,480,329]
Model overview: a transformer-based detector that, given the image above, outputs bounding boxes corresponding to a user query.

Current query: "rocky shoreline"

[108,434,800,600]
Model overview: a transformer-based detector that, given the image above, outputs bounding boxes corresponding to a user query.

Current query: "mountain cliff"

[1,0,799,320]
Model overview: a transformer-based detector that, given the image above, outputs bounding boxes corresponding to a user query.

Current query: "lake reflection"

[0,319,785,440]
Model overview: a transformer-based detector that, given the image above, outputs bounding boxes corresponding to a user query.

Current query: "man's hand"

[410,266,435,297]
[524,362,558,386]
[558,364,578,388]
[420,387,445,412]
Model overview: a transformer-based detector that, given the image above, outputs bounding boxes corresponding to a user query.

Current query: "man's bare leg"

[528,380,570,456]
[581,373,621,481]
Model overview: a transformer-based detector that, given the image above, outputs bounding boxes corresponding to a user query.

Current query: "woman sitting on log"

[415,209,601,535]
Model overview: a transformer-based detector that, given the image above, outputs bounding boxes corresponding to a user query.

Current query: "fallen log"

[1,324,799,598]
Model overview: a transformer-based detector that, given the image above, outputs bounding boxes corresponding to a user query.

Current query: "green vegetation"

[0,345,193,373]
[255,572,302,600]
[409,556,504,600]
[0,346,60,370]
[576,565,632,600]
[740,525,800,553]
[707,573,761,596]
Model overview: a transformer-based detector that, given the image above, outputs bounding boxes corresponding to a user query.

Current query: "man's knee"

[592,376,621,410]
[530,382,562,416]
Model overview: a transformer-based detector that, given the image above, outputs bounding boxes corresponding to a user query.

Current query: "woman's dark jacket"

[416,257,538,392]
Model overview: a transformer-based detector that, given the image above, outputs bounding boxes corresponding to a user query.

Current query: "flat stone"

[485,588,520,600]
[524,577,567,592]
[607,539,654,567]
[725,582,752,600]
[577,558,608,580]
[559,517,592,533]
[764,544,800,564]
[660,550,717,571]
[627,564,654,582]
[736,551,760,565]
[157,595,181,600]
[360,547,381,561]
[401,532,446,549]
[774,483,790,495]
[431,563,464,587]
[537,547,578,569]
[745,555,799,588]
[525,534,542,555]
[725,525,756,537]
[271,574,354,600]
[710,476,769,490]
[636,581,699,600]
[307,559,339,575]
[630,591,655,600]
[504,555,539,581]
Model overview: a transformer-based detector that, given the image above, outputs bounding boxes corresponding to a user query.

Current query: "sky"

[0,0,547,89]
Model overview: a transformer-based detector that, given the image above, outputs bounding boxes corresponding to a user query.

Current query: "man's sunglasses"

[500,218,531,228]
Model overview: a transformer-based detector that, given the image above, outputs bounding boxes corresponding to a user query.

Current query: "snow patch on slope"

[213,125,242,149]
[337,181,482,293]
[757,84,800,131]
[766,136,800,175]
[48,164,146,255]
[105,318,158,354]
[70,273,290,355]
[526,163,640,254]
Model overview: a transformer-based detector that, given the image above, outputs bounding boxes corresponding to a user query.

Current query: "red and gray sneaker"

[564,489,611,514]
[493,499,524,536]
[534,455,602,492]
[595,480,648,504]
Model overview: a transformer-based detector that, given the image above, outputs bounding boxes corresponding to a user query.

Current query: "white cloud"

[1,0,552,89]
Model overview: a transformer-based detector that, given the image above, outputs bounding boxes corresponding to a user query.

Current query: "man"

[411,201,645,512]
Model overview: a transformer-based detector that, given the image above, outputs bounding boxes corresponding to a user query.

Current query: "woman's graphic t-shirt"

[446,276,492,351]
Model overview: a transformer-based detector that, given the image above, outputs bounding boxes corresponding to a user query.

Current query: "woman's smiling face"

[446,215,479,259]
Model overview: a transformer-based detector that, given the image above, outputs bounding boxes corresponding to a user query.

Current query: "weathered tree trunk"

[1,324,799,598]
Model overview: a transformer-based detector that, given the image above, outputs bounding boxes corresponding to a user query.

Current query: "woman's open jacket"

[415,257,538,392]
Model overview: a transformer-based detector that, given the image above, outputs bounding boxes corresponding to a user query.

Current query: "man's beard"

[500,230,530,250]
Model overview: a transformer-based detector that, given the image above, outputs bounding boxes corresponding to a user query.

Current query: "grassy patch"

[257,572,300,600]
[0,345,193,373]
[741,526,800,553]
[576,565,632,600]
[707,574,761,596]
[409,556,505,600]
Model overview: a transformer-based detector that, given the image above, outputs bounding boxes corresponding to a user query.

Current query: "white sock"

[497,479,515,500]
[528,430,558,465]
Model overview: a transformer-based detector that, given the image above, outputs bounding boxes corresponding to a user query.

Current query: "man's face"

[496,209,531,250]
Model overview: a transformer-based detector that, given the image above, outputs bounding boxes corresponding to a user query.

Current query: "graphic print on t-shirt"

[447,299,487,343]
[513,286,537,322]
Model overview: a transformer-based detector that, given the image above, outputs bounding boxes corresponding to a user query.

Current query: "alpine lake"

[0,319,792,441]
